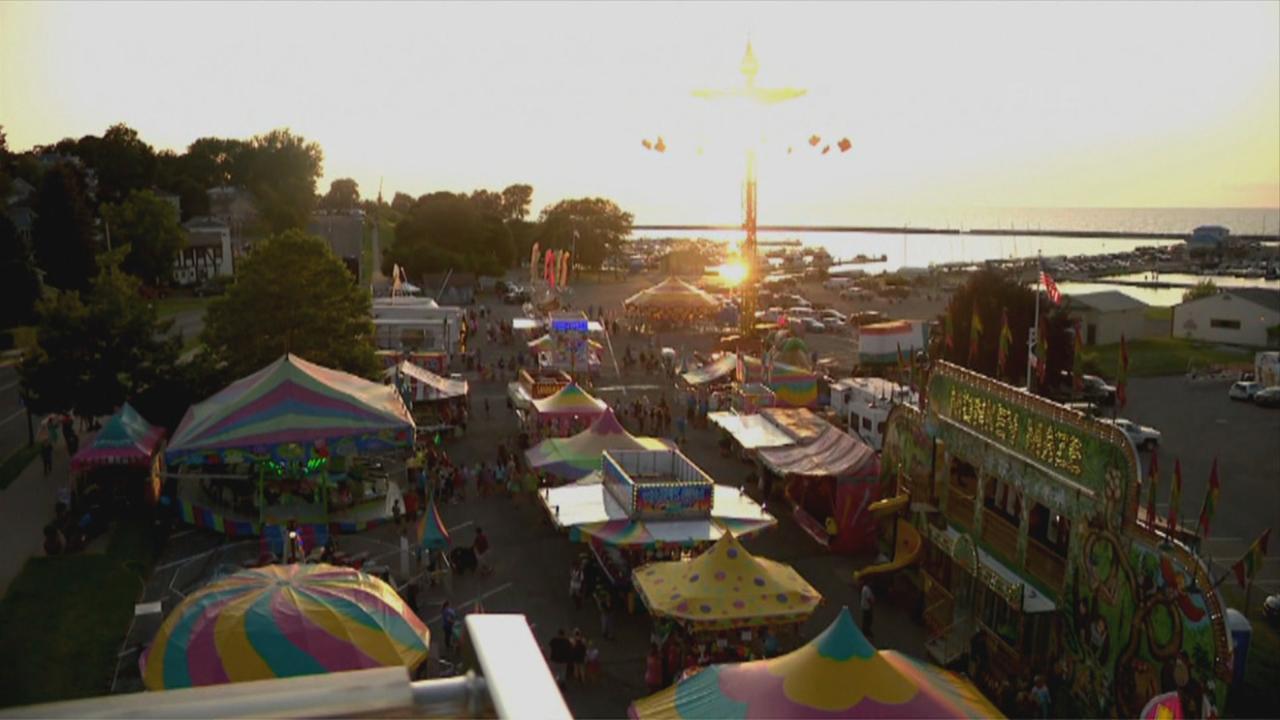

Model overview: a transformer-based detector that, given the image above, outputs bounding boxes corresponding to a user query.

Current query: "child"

[585,641,601,683]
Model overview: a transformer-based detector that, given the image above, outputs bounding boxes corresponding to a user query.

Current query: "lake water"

[1058,274,1280,307]
[632,207,1279,272]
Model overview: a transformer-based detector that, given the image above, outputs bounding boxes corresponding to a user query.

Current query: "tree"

[938,268,1072,390]
[155,150,209,219]
[0,214,42,328]
[184,137,250,189]
[32,161,98,291]
[537,197,633,271]
[320,178,360,211]
[19,253,180,417]
[500,183,533,221]
[91,123,158,205]
[391,192,415,215]
[244,129,324,234]
[386,191,514,278]
[469,189,504,218]
[101,189,186,287]
[202,230,377,379]
[1182,280,1218,303]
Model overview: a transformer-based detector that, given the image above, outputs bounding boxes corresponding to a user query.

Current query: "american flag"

[1040,270,1061,305]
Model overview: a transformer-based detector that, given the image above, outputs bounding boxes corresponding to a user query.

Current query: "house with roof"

[1064,290,1156,346]
[175,216,233,285]
[1172,287,1280,348]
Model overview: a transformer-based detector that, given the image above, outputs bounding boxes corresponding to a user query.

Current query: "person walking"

[595,583,615,640]
[473,527,492,574]
[860,581,876,639]
[549,629,571,686]
[40,435,54,475]
[570,628,587,683]
[569,561,585,611]
[441,600,457,652]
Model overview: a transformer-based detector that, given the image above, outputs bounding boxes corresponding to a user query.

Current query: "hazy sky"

[2,1,1277,224]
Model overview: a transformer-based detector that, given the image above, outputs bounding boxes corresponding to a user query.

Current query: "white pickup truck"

[1100,417,1162,450]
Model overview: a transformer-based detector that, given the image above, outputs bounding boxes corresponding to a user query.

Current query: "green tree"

[33,161,98,291]
[202,230,377,379]
[391,192,415,215]
[537,197,633,271]
[19,253,180,417]
[386,191,514,278]
[1182,279,1218,303]
[0,214,42,328]
[101,189,187,286]
[245,129,324,234]
[155,149,209,219]
[184,137,250,188]
[500,183,533,221]
[939,268,1072,390]
[92,123,158,205]
[320,178,360,211]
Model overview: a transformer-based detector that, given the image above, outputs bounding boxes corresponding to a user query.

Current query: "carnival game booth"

[384,361,468,436]
[629,606,1002,719]
[529,381,608,439]
[624,277,721,331]
[507,368,572,420]
[767,337,818,408]
[528,333,605,377]
[70,402,167,507]
[525,409,672,482]
[538,449,776,600]
[854,319,928,367]
[140,563,429,689]
[759,416,881,554]
[679,353,737,420]
[165,354,416,540]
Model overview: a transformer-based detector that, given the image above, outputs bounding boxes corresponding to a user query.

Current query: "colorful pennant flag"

[1167,458,1183,534]
[809,134,821,147]
[1197,457,1220,538]
[1117,334,1130,409]
[967,305,983,365]
[1146,452,1159,530]
[1232,528,1271,589]
[530,242,540,284]
[997,307,1013,378]
[1040,270,1062,305]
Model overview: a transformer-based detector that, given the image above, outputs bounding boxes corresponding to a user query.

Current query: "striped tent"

[531,381,607,419]
[70,402,165,471]
[525,409,670,479]
[167,354,415,465]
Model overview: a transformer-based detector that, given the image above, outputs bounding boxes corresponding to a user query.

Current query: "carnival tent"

[857,320,928,365]
[525,409,672,479]
[140,563,429,690]
[633,533,821,630]
[629,606,1002,719]
[708,412,795,450]
[540,477,776,548]
[384,361,468,402]
[681,353,738,386]
[531,381,608,418]
[167,354,415,464]
[416,499,450,551]
[759,425,877,478]
[771,337,813,371]
[759,408,829,446]
[70,402,165,471]
[624,277,720,311]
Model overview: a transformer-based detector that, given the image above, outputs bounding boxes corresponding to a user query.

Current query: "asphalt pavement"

[0,365,34,459]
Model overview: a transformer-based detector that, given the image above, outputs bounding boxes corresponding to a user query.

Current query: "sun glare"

[720,258,749,287]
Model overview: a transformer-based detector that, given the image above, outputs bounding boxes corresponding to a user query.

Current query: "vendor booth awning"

[758,425,877,478]
[531,381,607,417]
[525,409,672,479]
[629,606,1002,719]
[70,402,165,471]
[384,361,468,402]
[167,354,415,464]
[624,277,720,311]
[633,533,821,630]
[681,353,738,386]
[416,500,450,551]
[709,412,795,450]
[759,408,828,444]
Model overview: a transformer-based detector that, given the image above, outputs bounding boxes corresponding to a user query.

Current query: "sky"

[2,1,1278,225]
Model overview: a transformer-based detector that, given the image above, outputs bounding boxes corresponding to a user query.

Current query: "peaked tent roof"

[629,606,1002,719]
[758,425,878,478]
[624,277,720,310]
[531,381,607,417]
[416,500,450,551]
[385,361,468,401]
[771,337,812,370]
[167,354,415,464]
[71,402,165,471]
[633,533,821,630]
[682,353,738,386]
[525,408,670,478]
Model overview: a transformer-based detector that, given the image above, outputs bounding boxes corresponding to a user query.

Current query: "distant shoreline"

[632,224,1280,243]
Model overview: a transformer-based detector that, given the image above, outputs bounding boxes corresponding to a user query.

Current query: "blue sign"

[552,319,589,333]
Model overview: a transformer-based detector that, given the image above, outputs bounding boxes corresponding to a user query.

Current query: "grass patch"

[1084,337,1252,378]
[154,296,212,320]
[1144,306,1173,322]
[0,518,158,708]
[1219,583,1280,717]
[0,444,40,492]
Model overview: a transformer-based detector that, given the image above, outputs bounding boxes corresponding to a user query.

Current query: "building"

[1172,288,1280,348]
[1065,290,1154,346]
[174,217,234,285]
[207,186,259,246]
[877,362,1232,717]
[307,211,365,278]
[371,297,464,354]
[421,272,477,305]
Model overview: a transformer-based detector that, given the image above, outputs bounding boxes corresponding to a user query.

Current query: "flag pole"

[1027,255,1040,390]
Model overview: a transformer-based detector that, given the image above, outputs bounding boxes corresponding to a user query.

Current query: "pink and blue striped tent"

[70,402,165,471]
[166,354,415,465]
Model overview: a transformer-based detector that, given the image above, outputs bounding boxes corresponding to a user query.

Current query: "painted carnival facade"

[879,361,1231,717]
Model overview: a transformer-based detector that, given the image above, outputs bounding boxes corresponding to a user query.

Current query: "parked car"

[799,317,826,334]
[849,310,884,326]
[503,285,530,304]
[1254,386,1280,408]
[1100,417,1162,450]
[1080,375,1117,407]
[820,309,847,323]
[1228,381,1264,401]
[193,277,227,297]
